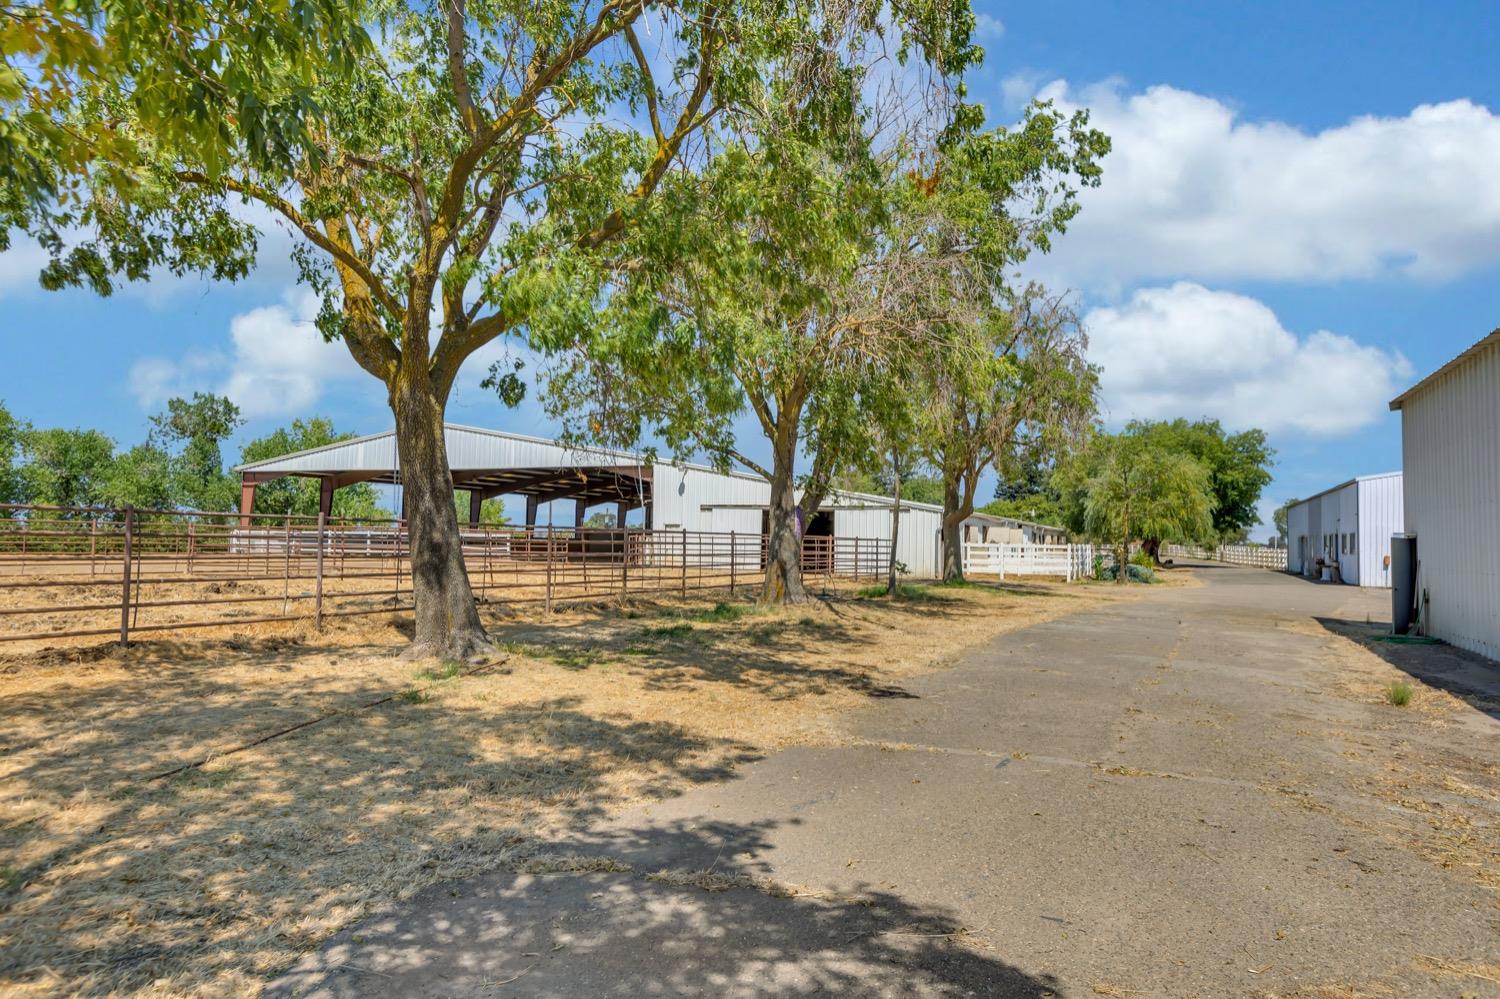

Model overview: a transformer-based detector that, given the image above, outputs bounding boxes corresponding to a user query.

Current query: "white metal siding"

[1356,473,1404,588]
[1401,341,1500,660]
[833,507,943,577]
[1287,504,1309,574]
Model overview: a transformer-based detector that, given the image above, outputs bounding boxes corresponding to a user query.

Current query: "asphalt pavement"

[271,565,1500,998]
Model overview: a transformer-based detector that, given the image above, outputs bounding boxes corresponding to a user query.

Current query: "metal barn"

[1390,329,1500,660]
[1284,472,1404,587]
[234,423,1046,579]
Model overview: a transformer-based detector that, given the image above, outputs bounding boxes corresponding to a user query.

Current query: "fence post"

[314,511,326,630]
[620,527,629,598]
[89,517,98,577]
[680,528,688,596]
[730,530,736,595]
[119,506,134,644]
[545,532,554,613]
[282,514,292,615]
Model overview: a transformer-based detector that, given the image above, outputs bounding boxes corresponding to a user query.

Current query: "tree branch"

[446,0,480,134]
[624,23,666,147]
[176,170,404,317]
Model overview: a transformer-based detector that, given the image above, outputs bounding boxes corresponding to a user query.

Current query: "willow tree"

[12,0,968,655]
[1060,432,1214,581]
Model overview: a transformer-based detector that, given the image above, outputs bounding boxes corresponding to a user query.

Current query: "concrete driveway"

[272,566,1500,998]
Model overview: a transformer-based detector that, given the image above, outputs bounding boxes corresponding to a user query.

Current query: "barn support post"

[525,495,539,527]
[616,501,628,528]
[118,506,134,644]
[575,498,588,529]
[314,511,326,630]
[239,478,257,527]
[468,490,483,529]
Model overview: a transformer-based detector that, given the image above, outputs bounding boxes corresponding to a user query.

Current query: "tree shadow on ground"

[268,817,1064,999]
[1314,616,1500,720]
[0,651,759,996]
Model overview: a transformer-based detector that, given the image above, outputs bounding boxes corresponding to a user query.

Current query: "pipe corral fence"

[0,503,890,646]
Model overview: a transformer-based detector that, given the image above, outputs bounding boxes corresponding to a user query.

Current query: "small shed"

[1284,472,1404,587]
[1390,329,1500,659]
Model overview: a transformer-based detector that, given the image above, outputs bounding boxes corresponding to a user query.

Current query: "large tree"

[1122,418,1274,560]
[924,285,1098,580]
[1059,432,1214,582]
[16,425,115,509]
[12,0,976,654]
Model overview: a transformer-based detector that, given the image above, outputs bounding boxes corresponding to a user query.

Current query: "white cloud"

[975,13,1004,41]
[1085,282,1412,436]
[0,239,48,298]
[1025,80,1500,287]
[128,289,364,419]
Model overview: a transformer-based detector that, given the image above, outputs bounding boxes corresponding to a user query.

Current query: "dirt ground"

[0,575,1143,997]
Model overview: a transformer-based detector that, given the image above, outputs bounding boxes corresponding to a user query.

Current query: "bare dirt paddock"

[0,576,1140,997]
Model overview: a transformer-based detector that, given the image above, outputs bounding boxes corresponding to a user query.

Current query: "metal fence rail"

[1162,542,1287,569]
[0,504,889,646]
[962,543,1099,581]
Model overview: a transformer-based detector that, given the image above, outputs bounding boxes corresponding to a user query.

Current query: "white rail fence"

[1162,542,1287,569]
[962,543,1101,581]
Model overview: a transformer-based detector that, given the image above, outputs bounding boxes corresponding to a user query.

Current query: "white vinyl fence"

[962,543,1100,581]
[1161,543,1286,569]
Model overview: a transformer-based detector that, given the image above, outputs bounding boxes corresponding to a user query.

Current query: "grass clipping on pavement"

[0,576,1124,997]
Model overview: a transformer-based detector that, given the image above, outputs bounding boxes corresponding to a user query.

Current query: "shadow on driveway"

[269,818,1063,999]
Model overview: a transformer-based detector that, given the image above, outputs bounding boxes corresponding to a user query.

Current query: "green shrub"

[1385,681,1414,706]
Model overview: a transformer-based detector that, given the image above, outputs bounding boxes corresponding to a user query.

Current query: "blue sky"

[4,1,1499,533]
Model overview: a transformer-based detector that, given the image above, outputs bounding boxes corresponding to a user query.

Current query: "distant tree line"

[0,394,388,519]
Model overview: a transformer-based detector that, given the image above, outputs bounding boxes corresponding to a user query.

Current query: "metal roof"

[1286,471,1402,509]
[234,423,951,512]
[1389,328,1500,410]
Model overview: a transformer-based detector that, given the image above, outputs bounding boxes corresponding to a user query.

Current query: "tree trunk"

[761,432,807,604]
[391,369,495,660]
[887,454,902,595]
[1143,537,1162,565]
[940,474,966,582]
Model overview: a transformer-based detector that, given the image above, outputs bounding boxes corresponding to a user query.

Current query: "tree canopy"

[1123,418,1273,543]
[1057,431,1214,574]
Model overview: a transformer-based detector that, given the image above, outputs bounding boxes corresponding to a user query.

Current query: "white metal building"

[1284,472,1404,587]
[1390,329,1500,660]
[234,423,1057,579]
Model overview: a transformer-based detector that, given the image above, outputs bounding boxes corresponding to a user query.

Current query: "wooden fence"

[0,503,889,646]
[961,543,1101,581]
[1161,542,1287,569]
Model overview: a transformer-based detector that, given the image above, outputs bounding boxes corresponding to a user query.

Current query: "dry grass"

[1280,615,1500,895]
[0,576,1129,997]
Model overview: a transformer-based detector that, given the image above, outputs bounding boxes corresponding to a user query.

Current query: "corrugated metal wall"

[1401,343,1500,660]
[1356,473,1404,588]
[1287,503,1309,573]
[832,507,943,577]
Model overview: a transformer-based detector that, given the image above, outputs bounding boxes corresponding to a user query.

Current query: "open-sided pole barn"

[235,424,1059,579]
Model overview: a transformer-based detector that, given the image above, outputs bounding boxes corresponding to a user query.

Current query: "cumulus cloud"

[128,289,364,418]
[1085,282,1412,436]
[1019,80,1500,287]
